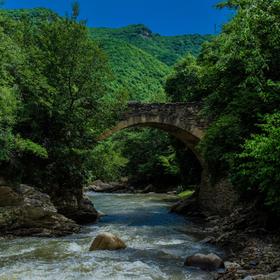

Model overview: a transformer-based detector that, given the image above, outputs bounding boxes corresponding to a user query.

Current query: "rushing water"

[0,193,223,280]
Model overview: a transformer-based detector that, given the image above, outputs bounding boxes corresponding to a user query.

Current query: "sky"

[2,0,233,35]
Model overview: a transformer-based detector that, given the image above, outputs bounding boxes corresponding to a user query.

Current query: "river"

[0,192,223,280]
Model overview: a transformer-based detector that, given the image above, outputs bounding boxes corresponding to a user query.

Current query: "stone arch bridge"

[99,102,208,165]
[98,102,237,214]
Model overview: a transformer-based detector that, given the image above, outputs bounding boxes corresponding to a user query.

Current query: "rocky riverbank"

[0,179,99,237]
[85,179,177,194]
[172,197,280,280]
[0,184,79,237]
[86,180,280,279]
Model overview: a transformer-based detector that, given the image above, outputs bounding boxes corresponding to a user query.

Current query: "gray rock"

[243,271,280,280]
[170,198,198,215]
[0,184,80,237]
[0,186,22,207]
[97,211,106,218]
[86,180,127,193]
[51,192,98,224]
[184,253,224,271]
[224,261,241,270]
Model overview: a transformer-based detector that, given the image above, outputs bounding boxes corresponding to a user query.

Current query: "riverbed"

[0,192,223,280]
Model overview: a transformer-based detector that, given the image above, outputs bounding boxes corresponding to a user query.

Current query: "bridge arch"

[98,102,208,166]
[97,102,238,215]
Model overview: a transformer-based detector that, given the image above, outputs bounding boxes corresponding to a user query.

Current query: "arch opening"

[96,119,204,194]
[98,119,205,167]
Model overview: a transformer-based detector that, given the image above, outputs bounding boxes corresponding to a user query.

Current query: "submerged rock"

[89,232,127,251]
[184,253,224,271]
[0,184,80,237]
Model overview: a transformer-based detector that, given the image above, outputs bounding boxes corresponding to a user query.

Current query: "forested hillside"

[91,24,212,65]
[89,24,212,101]
[97,38,170,101]
[0,7,209,191]
[0,7,125,195]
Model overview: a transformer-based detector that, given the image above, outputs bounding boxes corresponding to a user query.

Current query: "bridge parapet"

[99,101,208,159]
[121,102,208,130]
[125,101,202,114]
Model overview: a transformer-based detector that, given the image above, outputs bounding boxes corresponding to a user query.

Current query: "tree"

[0,7,124,191]
[165,54,203,102]
[0,14,48,179]
[165,0,280,212]
[232,113,280,213]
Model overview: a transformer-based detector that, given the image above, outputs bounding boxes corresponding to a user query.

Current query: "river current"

[0,192,223,280]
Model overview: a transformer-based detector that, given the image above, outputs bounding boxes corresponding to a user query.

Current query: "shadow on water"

[98,207,188,227]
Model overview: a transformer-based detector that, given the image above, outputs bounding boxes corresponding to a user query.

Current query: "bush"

[232,113,280,213]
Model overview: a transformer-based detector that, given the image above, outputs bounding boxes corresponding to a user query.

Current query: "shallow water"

[0,193,223,280]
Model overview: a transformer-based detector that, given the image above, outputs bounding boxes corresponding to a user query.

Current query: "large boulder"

[184,253,224,271]
[87,180,114,192]
[0,184,80,237]
[71,197,99,224]
[89,232,127,251]
[52,192,99,224]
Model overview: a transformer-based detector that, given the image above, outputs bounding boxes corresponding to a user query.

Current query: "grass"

[178,190,194,199]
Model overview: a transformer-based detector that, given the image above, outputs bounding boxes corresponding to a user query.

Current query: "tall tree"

[166,0,280,212]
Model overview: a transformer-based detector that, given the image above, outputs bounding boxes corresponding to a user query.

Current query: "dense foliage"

[166,0,280,212]
[91,24,212,65]
[90,24,212,102]
[3,0,278,215]
[97,38,170,102]
[233,113,280,212]
[0,7,124,191]
[0,7,208,192]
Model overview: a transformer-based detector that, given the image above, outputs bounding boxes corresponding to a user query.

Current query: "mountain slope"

[98,38,170,101]
[2,9,210,101]
[91,24,213,65]
[1,9,171,101]
[0,8,58,21]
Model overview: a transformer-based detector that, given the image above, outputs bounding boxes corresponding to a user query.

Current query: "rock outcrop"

[50,189,99,224]
[198,205,280,280]
[170,197,202,217]
[86,180,128,193]
[89,232,127,251]
[184,253,224,271]
[0,184,80,237]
